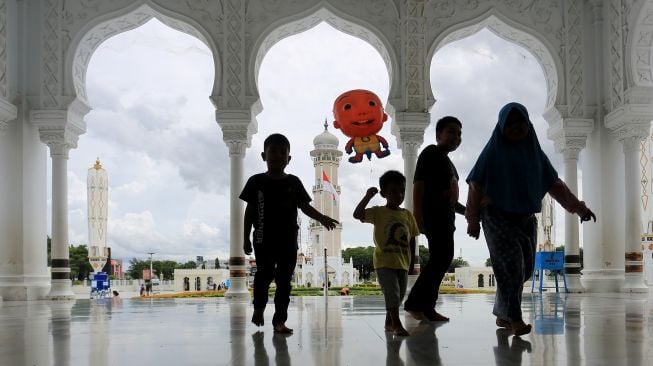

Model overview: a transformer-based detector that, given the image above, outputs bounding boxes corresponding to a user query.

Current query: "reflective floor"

[1,292,652,365]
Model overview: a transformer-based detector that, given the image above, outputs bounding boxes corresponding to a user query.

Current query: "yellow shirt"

[363,206,419,270]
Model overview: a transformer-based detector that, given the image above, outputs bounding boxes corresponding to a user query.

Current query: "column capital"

[391,111,430,148]
[544,105,594,157]
[30,98,89,157]
[0,96,17,135]
[604,102,653,153]
[215,108,253,156]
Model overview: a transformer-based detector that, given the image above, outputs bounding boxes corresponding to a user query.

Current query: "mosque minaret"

[87,158,109,274]
[296,121,357,287]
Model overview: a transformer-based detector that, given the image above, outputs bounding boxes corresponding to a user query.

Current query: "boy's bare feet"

[392,326,410,336]
[510,320,532,336]
[424,310,449,322]
[385,313,393,331]
[273,323,294,334]
[406,310,426,320]
[252,308,264,327]
[495,317,511,329]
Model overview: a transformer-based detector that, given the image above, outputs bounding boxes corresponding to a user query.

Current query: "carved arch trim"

[428,11,561,109]
[250,5,397,108]
[65,2,220,103]
[630,0,653,87]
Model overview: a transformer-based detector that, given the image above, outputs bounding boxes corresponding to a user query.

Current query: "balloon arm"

[377,135,389,148]
[345,139,354,153]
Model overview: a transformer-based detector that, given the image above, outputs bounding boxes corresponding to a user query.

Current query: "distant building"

[455,267,497,289]
[295,122,357,287]
[174,269,230,292]
[110,259,123,279]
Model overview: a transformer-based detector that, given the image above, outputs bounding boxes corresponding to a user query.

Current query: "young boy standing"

[404,116,464,322]
[240,133,338,334]
[354,170,419,336]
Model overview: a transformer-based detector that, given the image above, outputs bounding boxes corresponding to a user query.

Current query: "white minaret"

[309,121,343,258]
[87,158,109,273]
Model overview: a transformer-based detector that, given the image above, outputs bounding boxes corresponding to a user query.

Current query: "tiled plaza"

[1,292,652,365]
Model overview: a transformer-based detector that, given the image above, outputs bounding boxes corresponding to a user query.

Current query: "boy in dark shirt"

[404,116,465,321]
[240,133,338,334]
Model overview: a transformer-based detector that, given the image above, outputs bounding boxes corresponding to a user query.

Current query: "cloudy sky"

[50,19,570,266]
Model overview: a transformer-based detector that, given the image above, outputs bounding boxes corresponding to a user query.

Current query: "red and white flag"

[322,170,339,205]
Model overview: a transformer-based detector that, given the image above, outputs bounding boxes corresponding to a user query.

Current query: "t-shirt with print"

[362,206,419,270]
[239,173,311,249]
[414,144,459,231]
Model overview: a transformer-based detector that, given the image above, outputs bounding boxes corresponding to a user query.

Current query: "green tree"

[127,258,150,279]
[158,260,178,280]
[418,245,430,267]
[485,257,492,267]
[215,257,221,269]
[69,244,93,281]
[342,246,375,280]
[448,257,469,273]
[181,260,197,269]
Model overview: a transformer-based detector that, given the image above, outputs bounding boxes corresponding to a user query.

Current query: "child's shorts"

[376,268,408,309]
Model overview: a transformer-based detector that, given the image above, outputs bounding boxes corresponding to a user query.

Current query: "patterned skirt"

[481,206,537,322]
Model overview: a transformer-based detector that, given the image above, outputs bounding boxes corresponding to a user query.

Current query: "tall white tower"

[87,158,109,273]
[309,121,343,258]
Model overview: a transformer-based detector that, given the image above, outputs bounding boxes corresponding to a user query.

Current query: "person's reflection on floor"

[494,329,532,365]
[405,321,443,365]
[272,333,292,366]
[384,332,405,366]
[252,331,269,366]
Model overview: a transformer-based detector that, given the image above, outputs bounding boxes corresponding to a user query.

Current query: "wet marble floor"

[0,292,652,365]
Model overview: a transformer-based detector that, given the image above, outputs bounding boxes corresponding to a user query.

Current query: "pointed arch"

[428,11,561,109]
[250,5,397,108]
[65,3,220,104]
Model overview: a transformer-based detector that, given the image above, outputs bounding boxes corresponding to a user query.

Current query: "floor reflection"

[0,293,652,365]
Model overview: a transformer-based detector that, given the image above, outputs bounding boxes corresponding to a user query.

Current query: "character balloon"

[333,89,390,163]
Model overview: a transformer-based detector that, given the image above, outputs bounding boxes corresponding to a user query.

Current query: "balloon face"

[333,89,388,138]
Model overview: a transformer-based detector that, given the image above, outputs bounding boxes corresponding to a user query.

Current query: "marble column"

[215,106,253,301]
[619,134,648,292]
[394,112,428,281]
[42,136,75,299]
[545,107,593,292]
[561,148,584,292]
[225,140,250,300]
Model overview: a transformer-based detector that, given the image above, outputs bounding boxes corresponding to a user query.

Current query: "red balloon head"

[333,89,388,138]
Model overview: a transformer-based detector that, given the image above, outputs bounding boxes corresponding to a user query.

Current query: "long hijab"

[466,102,558,214]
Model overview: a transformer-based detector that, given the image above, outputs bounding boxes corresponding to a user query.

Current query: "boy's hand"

[365,187,379,197]
[580,208,596,223]
[319,215,339,230]
[243,237,253,255]
[467,222,480,240]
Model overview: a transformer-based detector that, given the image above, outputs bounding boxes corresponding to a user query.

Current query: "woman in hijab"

[465,102,596,336]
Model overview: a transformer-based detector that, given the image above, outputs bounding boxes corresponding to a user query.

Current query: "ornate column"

[393,112,429,212]
[216,108,252,300]
[393,113,428,282]
[617,130,648,292]
[606,101,653,292]
[545,107,593,292]
[0,97,16,135]
[41,129,76,299]
[31,101,88,300]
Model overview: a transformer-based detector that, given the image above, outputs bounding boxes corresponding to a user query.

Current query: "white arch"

[428,12,561,109]
[250,5,397,111]
[630,0,653,87]
[65,3,220,104]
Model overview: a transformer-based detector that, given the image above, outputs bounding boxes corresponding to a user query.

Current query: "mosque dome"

[313,120,339,148]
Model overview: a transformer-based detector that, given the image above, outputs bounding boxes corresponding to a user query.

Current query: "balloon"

[333,89,390,163]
